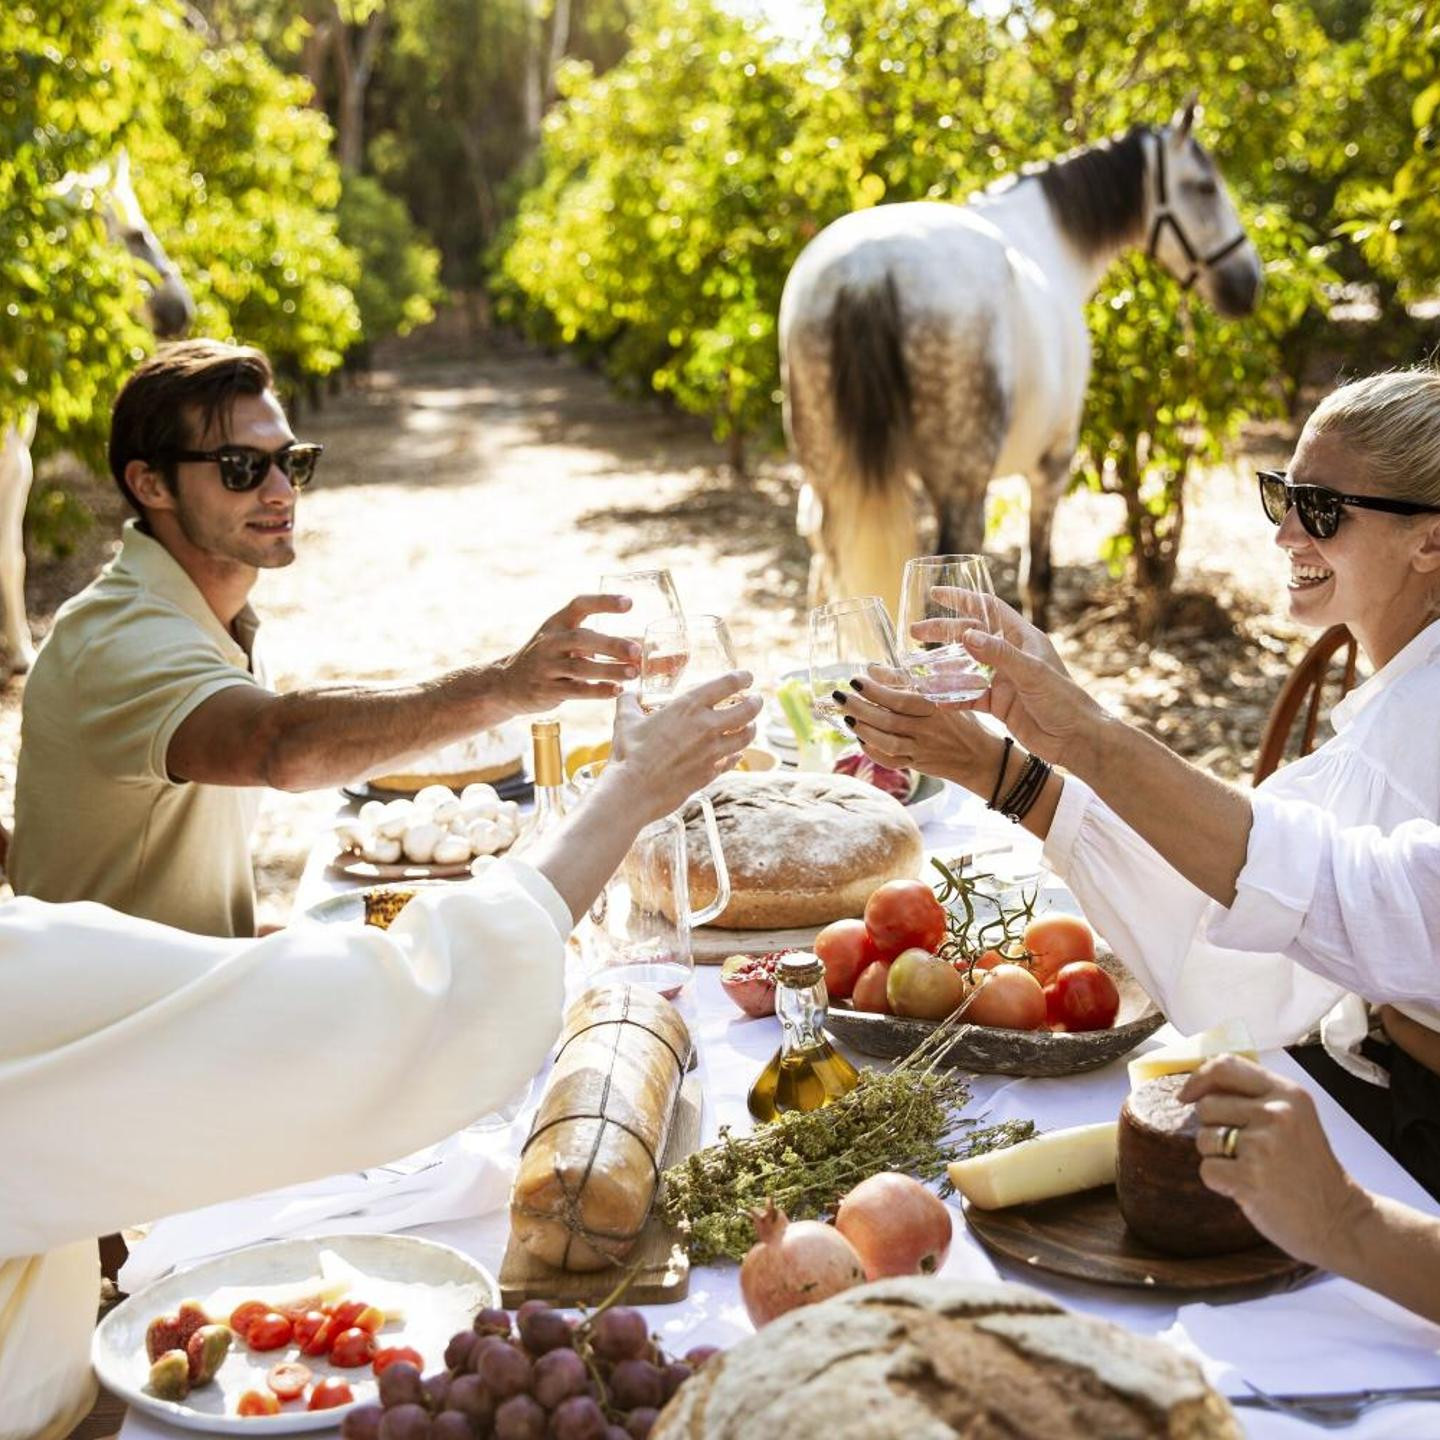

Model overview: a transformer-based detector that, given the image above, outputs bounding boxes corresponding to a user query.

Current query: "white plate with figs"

[330,783,522,881]
[93,1234,495,1434]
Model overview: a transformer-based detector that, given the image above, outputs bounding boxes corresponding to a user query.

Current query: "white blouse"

[0,865,572,1440]
[1044,616,1440,1079]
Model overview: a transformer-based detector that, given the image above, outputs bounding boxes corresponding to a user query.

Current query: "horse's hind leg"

[1024,447,1073,630]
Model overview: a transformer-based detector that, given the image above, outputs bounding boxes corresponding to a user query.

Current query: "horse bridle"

[1145,128,1248,290]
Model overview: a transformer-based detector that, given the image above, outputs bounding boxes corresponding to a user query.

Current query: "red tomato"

[813,919,879,1000]
[372,1345,425,1376]
[1022,914,1096,985]
[328,1300,366,1329]
[266,1362,312,1402]
[1043,981,1066,1027]
[352,1306,386,1336]
[246,1312,294,1352]
[1050,961,1120,1032]
[228,1301,269,1342]
[864,880,946,959]
[236,1390,281,1418]
[292,1311,327,1352]
[307,1379,354,1412]
[329,1327,377,1368]
[972,944,1027,973]
[300,1314,342,1358]
[965,964,1047,1030]
[850,959,892,1014]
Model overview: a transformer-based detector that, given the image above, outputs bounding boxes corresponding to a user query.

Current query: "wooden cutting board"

[691,922,823,963]
[963,1184,1312,1292]
[498,1072,702,1307]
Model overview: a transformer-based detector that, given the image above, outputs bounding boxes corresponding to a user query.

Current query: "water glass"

[596,568,684,643]
[897,555,1001,703]
[807,596,910,721]
[638,614,739,713]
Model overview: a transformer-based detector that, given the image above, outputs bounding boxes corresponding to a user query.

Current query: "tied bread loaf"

[676,771,924,930]
[510,986,692,1272]
[652,1278,1240,1439]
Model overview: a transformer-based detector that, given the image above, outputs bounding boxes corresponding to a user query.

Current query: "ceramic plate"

[341,772,533,806]
[327,852,477,883]
[302,882,453,927]
[93,1234,495,1434]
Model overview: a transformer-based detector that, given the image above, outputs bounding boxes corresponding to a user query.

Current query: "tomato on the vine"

[1022,915,1096,985]
[813,919,879,1000]
[864,879,946,959]
[307,1378,354,1411]
[1049,961,1119,1032]
[964,964,1047,1030]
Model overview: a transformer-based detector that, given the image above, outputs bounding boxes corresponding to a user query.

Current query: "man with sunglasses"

[8,340,641,937]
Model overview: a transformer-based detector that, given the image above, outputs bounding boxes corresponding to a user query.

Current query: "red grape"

[377,1361,425,1409]
[473,1306,512,1337]
[378,1404,430,1440]
[551,1396,607,1440]
[443,1330,477,1372]
[421,1372,451,1412]
[605,1428,630,1440]
[608,1359,663,1411]
[477,1341,532,1399]
[518,1305,573,1355]
[430,1413,473,1440]
[494,1394,547,1440]
[340,1404,383,1440]
[444,1374,494,1427]
[659,1360,692,1401]
[625,1410,660,1440]
[532,1347,588,1410]
[590,1307,648,1362]
[683,1345,720,1369]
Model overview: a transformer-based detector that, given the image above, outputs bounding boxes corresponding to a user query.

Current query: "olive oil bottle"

[748,952,860,1123]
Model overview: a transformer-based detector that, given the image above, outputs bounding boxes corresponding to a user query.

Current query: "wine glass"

[596,568,684,644]
[897,555,1001,704]
[807,596,910,723]
[638,614,739,713]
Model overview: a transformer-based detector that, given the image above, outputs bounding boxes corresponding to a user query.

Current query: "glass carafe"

[581,792,729,999]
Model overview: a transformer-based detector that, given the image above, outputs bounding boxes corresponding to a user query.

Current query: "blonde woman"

[838,368,1440,1194]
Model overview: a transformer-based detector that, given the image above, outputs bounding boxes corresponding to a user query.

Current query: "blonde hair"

[1306,367,1440,508]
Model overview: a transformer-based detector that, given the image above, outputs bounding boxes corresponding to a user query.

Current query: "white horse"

[779,98,1264,628]
[0,149,193,671]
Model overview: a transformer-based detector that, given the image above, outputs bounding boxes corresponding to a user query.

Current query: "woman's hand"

[608,672,761,823]
[1180,1056,1372,1268]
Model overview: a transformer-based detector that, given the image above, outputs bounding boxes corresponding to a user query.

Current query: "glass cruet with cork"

[747,951,860,1123]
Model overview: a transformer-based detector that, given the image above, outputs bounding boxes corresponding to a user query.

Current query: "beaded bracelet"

[986,736,1015,811]
[997,752,1052,823]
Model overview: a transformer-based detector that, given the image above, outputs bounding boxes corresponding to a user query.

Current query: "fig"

[145,1315,184,1364]
[148,1349,192,1402]
[719,952,782,1018]
[174,1300,211,1345]
[186,1325,233,1386]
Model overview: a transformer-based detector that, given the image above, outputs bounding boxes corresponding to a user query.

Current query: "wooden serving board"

[498,1071,702,1307]
[691,922,823,963]
[963,1184,1312,1292]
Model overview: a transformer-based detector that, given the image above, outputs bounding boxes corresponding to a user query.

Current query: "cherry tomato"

[236,1390,281,1417]
[330,1327,377,1368]
[328,1300,368,1331]
[850,959,892,1014]
[372,1345,425,1375]
[301,1313,342,1358]
[308,1378,354,1411]
[864,880,946,959]
[352,1306,386,1336]
[266,1362,312,1402]
[246,1312,294,1352]
[1022,914,1096,985]
[292,1310,328,1352]
[813,919,879,1000]
[229,1301,269,1342]
[965,964,1047,1030]
[1050,960,1120,1032]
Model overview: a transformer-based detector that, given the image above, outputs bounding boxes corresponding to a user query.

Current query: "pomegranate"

[719,952,782,1017]
[832,752,913,802]
[835,1172,953,1279]
[739,1200,866,1327]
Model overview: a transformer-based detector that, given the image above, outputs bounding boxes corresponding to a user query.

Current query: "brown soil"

[0,329,1318,927]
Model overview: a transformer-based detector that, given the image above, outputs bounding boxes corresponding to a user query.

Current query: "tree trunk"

[522,0,545,152]
[546,0,574,105]
[333,8,385,173]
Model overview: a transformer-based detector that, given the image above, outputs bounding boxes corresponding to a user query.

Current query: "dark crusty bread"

[1118,1075,1263,1257]
[651,1278,1240,1440]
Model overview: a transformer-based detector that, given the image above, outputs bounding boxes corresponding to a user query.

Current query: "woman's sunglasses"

[155,442,324,492]
[1257,469,1440,541]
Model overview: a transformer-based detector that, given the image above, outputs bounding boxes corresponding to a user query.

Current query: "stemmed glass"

[638,614,739,713]
[897,554,1001,704]
[807,596,911,721]
[597,569,684,647]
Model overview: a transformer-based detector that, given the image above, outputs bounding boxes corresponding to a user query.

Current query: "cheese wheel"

[948,1122,1117,1210]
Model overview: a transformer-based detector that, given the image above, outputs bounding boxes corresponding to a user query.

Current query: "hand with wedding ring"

[1180,1055,1372,1268]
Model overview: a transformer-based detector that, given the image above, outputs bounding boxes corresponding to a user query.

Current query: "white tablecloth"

[120,783,1440,1439]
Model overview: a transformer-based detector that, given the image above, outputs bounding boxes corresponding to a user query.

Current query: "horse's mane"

[1034,125,1150,258]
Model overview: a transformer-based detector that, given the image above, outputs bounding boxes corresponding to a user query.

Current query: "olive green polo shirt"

[10,521,269,936]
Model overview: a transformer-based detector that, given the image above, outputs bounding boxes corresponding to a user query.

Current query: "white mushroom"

[359,800,387,825]
[461,782,500,809]
[401,820,444,864]
[415,784,459,814]
[469,854,498,878]
[363,835,403,865]
[334,819,369,854]
[467,818,503,855]
[377,799,415,839]
[459,797,501,823]
[432,833,472,866]
[500,800,520,821]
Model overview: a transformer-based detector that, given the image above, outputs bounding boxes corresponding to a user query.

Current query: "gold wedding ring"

[1218,1124,1242,1160]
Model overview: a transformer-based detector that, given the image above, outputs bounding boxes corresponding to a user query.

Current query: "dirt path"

[0,332,1316,926]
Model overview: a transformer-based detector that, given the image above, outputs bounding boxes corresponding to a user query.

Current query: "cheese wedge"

[1126,1019,1259,1090]
[948,1122,1117,1210]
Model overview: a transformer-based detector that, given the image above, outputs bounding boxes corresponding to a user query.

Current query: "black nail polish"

[843,715,857,728]
[850,678,865,693]
[831,689,847,706]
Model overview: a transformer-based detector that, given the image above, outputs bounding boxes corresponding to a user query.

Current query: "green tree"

[337,172,444,350]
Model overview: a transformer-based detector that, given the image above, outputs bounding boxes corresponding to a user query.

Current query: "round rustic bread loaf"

[677,771,925,930]
[652,1278,1240,1440]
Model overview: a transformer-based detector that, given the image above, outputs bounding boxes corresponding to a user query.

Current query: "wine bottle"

[511,720,568,855]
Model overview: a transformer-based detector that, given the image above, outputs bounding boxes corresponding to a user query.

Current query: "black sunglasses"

[1257,469,1440,541]
[155,442,324,492]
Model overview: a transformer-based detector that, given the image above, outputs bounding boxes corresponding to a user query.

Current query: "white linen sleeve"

[1210,797,1440,1006]
[0,865,569,1260]
[1041,776,1344,1047]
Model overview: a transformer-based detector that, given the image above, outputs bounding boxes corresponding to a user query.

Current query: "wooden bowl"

[826,952,1163,1077]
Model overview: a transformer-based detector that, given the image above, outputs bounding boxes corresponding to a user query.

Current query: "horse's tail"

[829,274,912,491]
[818,274,918,619]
